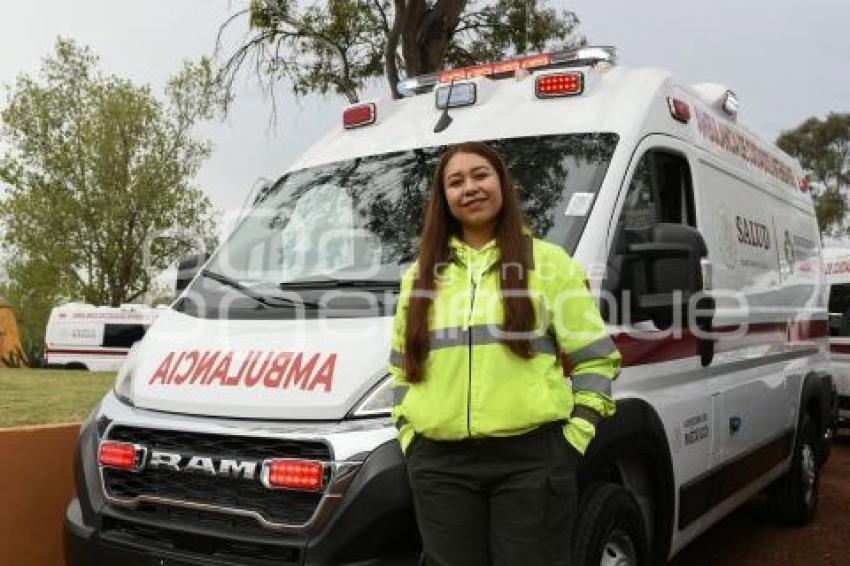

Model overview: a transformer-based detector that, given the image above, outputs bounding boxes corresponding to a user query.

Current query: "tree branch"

[385,0,405,98]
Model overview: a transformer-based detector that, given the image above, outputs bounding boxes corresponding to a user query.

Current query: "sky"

[0,0,848,223]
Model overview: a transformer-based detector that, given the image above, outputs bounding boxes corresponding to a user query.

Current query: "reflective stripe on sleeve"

[565,336,617,366]
[571,404,603,426]
[393,384,408,406]
[571,372,613,396]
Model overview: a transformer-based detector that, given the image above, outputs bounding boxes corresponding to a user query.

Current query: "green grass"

[0,368,115,428]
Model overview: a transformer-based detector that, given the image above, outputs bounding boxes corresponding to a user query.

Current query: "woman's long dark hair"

[403,142,536,383]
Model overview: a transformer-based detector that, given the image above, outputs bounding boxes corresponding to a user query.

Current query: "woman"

[388,142,621,566]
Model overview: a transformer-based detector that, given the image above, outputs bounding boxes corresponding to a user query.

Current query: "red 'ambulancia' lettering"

[149,352,175,384]
[190,351,220,384]
[245,352,274,387]
[309,353,337,392]
[264,352,293,387]
[206,352,234,385]
[147,350,338,393]
[284,353,321,389]
[173,351,200,385]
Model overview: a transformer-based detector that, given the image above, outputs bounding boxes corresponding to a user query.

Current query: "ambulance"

[45,303,161,371]
[824,248,850,425]
[65,46,836,565]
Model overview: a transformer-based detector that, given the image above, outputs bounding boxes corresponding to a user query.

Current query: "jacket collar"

[448,236,499,272]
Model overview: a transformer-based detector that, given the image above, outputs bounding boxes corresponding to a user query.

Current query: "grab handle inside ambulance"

[625,223,715,366]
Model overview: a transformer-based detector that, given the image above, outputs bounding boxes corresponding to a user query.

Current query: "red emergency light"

[535,72,584,98]
[343,103,376,129]
[799,177,810,192]
[98,441,145,471]
[262,459,325,492]
[667,98,691,124]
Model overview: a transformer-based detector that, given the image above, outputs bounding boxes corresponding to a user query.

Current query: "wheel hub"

[600,529,638,566]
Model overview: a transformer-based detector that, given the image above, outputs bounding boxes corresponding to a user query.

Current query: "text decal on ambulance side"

[694,107,795,188]
[147,351,337,392]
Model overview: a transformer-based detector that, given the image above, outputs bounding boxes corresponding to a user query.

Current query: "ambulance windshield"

[204,132,617,290]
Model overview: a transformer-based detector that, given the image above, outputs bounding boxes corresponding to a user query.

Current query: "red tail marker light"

[799,177,810,192]
[98,441,145,472]
[261,459,325,491]
[667,97,691,124]
[343,103,376,129]
[535,72,584,98]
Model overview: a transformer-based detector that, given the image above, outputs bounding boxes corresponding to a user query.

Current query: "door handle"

[729,415,742,434]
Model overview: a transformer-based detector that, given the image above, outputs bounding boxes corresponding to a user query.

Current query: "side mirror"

[624,224,713,331]
[175,253,211,294]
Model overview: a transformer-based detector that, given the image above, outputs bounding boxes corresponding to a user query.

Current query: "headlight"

[351,374,393,417]
[113,345,139,406]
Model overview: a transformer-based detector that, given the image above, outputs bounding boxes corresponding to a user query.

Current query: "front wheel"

[573,482,649,566]
[767,413,821,525]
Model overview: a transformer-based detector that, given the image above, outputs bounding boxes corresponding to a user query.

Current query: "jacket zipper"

[467,276,477,437]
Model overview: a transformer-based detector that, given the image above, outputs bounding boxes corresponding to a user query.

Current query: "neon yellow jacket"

[388,235,621,455]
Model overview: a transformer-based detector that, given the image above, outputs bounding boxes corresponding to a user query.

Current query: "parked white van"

[66,46,836,565]
[45,303,161,371]
[824,248,850,425]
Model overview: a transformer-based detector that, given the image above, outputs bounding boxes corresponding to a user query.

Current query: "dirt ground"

[669,431,850,566]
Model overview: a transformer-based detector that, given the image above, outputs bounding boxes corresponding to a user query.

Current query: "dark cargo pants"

[405,422,579,566]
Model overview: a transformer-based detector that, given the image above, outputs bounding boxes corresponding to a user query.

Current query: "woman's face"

[443,151,503,234]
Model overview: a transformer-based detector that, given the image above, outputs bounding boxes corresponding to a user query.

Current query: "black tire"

[573,482,649,566]
[767,413,820,526]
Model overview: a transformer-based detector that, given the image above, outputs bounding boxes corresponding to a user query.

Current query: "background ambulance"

[824,248,850,425]
[66,46,836,565]
[45,303,161,371]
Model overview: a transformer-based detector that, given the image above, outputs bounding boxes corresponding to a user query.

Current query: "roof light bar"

[343,103,376,129]
[535,72,584,98]
[396,45,617,96]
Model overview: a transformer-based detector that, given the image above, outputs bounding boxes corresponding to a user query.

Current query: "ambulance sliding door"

[692,149,794,467]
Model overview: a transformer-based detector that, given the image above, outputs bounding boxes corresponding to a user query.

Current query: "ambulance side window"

[828,283,850,337]
[603,149,695,323]
[616,150,695,245]
[102,324,147,348]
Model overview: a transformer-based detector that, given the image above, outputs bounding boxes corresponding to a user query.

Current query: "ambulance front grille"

[102,425,331,527]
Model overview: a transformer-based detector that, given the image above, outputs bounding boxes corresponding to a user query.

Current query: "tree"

[217,0,583,103]
[0,38,225,344]
[777,113,850,236]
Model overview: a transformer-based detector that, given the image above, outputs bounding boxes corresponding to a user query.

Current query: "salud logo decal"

[147,350,337,392]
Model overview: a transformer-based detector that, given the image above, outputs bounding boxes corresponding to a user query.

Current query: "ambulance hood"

[128,309,393,420]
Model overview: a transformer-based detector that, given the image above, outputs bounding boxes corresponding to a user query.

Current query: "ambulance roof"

[287,51,804,204]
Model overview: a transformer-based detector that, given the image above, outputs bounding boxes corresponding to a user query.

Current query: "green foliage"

[219,0,582,102]
[446,0,582,67]
[0,39,224,345]
[777,113,850,236]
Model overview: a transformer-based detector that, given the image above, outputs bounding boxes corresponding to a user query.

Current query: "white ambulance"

[45,303,161,371]
[824,248,850,425]
[66,46,836,565]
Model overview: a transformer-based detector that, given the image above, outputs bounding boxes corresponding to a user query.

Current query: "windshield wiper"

[200,269,321,309]
[278,276,400,290]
